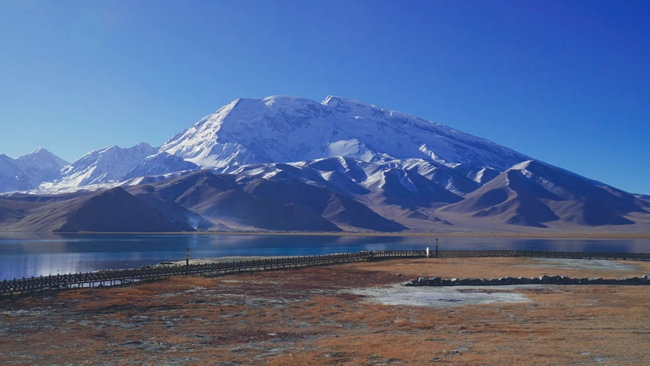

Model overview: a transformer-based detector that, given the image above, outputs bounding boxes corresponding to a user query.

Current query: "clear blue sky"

[1,0,648,194]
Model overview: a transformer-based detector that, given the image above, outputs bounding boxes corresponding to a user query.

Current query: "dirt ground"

[1,257,649,365]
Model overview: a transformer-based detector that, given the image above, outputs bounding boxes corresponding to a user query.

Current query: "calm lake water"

[0,233,648,281]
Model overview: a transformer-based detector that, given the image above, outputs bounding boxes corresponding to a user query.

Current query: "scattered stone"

[405,275,650,287]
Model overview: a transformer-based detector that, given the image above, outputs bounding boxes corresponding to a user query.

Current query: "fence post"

[435,238,439,257]
[185,247,190,276]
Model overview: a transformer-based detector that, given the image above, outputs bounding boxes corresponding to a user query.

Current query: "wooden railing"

[1,249,649,295]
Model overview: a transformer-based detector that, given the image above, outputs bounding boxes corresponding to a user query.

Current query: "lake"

[0,233,648,281]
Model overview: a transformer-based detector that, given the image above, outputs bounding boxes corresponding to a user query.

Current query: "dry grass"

[1,257,649,365]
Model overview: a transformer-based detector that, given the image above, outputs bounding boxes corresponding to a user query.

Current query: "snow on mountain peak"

[0,148,69,193]
[159,95,530,173]
[321,95,381,114]
[58,143,158,187]
[161,96,340,167]
[17,148,68,168]
[1,95,532,195]
[510,160,535,171]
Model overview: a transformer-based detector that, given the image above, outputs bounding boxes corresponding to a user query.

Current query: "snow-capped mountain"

[0,155,26,192]
[17,148,69,183]
[1,96,648,232]
[0,148,68,192]
[159,96,529,171]
[57,143,158,187]
[11,95,531,193]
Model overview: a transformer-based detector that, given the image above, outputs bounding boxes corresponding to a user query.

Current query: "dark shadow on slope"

[56,187,194,232]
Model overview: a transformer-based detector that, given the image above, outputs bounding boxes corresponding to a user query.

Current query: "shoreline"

[5,250,650,296]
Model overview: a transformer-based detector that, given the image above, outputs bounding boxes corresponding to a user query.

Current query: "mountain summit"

[1,96,648,233]
[0,148,68,192]
[159,96,528,171]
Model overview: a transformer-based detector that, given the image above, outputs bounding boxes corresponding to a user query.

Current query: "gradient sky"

[1,0,648,194]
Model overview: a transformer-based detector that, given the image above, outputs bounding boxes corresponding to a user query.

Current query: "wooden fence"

[1,249,649,296]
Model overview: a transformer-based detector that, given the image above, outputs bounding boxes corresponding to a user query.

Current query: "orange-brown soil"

[1,257,649,365]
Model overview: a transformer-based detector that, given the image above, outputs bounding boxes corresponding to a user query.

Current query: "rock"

[403,274,650,287]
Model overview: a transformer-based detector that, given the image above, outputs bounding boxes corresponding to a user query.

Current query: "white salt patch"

[527,258,637,272]
[346,284,531,308]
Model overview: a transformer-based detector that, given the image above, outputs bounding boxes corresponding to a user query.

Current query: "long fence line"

[2,249,649,296]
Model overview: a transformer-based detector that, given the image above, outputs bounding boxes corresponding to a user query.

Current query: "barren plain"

[1,257,649,365]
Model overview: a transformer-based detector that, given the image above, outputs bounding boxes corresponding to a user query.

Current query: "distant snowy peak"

[60,143,158,186]
[17,148,69,186]
[0,155,27,192]
[17,148,69,169]
[160,95,530,172]
[0,148,68,192]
